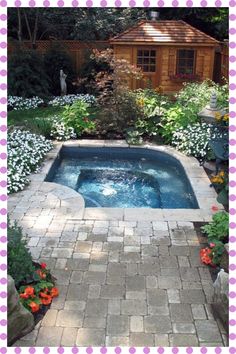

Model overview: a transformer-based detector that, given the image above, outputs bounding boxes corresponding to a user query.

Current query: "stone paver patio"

[12,218,227,347]
[9,141,227,347]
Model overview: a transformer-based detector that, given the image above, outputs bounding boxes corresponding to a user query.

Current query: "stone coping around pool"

[10,139,224,222]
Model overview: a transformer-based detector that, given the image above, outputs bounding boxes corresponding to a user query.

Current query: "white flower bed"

[8,94,96,111]
[48,94,96,107]
[172,123,228,158]
[8,130,53,194]
[50,117,77,141]
[8,96,44,110]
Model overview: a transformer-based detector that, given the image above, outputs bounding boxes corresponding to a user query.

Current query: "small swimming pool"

[46,146,199,209]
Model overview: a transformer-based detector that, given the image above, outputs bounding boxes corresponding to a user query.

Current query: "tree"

[7,8,147,41]
[7,7,228,43]
[157,7,228,40]
[22,8,39,48]
[8,49,50,98]
[90,48,144,135]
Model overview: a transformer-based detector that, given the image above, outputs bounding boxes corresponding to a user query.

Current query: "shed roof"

[110,20,219,46]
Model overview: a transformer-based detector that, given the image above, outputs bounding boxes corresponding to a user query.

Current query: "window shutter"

[196,52,204,78]
[168,48,176,76]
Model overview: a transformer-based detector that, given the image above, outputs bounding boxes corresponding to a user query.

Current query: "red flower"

[25,287,35,296]
[39,292,49,298]
[200,247,213,265]
[211,205,219,212]
[20,293,29,299]
[29,301,40,313]
[36,269,46,279]
[50,287,59,298]
[40,263,47,269]
[39,290,53,305]
[40,294,52,305]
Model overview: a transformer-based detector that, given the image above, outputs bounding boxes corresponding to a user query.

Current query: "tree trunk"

[23,9,32,45]
[32,8,39,49]
[17,8,22,43]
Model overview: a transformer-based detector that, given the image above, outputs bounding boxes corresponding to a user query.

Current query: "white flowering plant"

[48,94,96,107]
[50,117,77,141]
[8,96,44,111]
[172,123,228,159]
[8,130,53,194]
[176,80,228,111]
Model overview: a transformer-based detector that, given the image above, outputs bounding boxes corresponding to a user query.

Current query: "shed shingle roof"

[110,20,219,45]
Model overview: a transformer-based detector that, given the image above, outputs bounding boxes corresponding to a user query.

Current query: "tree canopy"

[8,7,228,44]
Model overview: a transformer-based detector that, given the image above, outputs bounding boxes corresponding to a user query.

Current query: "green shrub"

[159,80,229,143]
[26,117,54,139]
[76,51,110,95]
[201,211,229,243]
[44,44,76,96]
[160,104,198,143]
[216,81,228,109]
[115,90,142,130]
[135,89,170,118]
[210,241,226,266]
[62,100,95,136]
[8,221,36,288]
[135,116,160,137]
[8,49,50,98]
[125,128,143,145]
[95,90,142,136]
[176,79,228,112]
[132,89,170,138]
[50,117,76,141]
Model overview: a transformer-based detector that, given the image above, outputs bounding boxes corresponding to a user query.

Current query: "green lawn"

[8,105,99,139]
[8,106,64,127]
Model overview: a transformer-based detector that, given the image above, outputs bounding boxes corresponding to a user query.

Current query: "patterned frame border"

[0,1,235,352]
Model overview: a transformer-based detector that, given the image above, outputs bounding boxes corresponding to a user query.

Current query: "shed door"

[136,47,158,89]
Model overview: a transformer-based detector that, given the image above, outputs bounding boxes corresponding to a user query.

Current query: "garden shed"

[110,20,220,93]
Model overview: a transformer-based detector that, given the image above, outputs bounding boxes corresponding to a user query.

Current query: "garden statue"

[210,91,217,110]
[60,69,67,96]
[198,90,225,123]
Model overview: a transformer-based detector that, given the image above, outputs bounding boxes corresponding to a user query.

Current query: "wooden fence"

[8,40,110,73]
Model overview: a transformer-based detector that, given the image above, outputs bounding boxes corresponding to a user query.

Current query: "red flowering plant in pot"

[8,221,59,319]
[200,210,229,269]
[18,262,59,315]
[200,242,225,268]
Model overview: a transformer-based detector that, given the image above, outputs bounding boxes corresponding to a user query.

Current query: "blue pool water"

[46,147,198,209]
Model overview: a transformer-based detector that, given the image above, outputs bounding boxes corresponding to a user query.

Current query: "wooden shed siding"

[114,44,216,93]
[221,42,229,79]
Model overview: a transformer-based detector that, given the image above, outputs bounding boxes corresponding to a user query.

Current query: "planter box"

[169,76,200,82]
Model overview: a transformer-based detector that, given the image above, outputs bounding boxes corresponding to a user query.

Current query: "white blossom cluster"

[50,117,77,141]
[8,96,44,110]
[8,130,53,194]
[172,123,228,158]
[48,94,96,107]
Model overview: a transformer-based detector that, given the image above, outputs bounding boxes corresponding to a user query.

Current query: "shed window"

[137,49,156,73]
[176,49,195,74]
